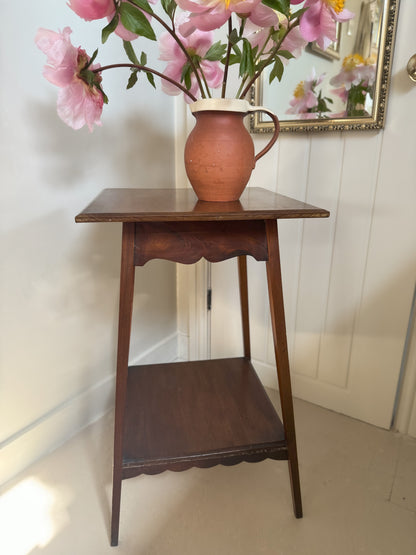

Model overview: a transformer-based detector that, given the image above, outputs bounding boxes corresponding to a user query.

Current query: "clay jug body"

[184,99,280,202]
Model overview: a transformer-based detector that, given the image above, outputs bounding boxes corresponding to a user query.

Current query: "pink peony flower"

[68,0,114,21]
[292,0,354,51]
[159,26,223,101]
[35,27,104,131]
[176,0,263,36]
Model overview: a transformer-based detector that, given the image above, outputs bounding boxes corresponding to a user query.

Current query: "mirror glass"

[250,0,399,133]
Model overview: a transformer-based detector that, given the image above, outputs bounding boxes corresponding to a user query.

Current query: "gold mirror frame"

[250,0,399,133]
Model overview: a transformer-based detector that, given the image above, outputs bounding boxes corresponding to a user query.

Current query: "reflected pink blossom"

[331,85,348,103]
[330,54,376,90]
[35,27,104,131]
[286,70,325,115]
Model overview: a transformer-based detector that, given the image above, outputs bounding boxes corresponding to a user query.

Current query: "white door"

[209,1,416,430]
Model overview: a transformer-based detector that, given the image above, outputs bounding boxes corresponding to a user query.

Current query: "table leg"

[238,255,251,359]
[111,223,136,546]
[265,220,303,518]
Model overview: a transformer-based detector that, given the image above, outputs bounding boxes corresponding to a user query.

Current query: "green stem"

[195,59,212,98]
[221,17,233,98]
[93,63,198,101]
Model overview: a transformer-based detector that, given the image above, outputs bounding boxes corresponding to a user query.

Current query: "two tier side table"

[76,187,329,546]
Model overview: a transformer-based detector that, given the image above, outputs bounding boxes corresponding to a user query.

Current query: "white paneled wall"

[1,2,177,486]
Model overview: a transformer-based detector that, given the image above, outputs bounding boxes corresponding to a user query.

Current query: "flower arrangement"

[35,0,354,131]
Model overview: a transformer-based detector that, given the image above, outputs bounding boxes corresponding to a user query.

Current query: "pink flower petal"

[68,0,114,21]
[184,10,230,33]
[248,4,279,27]
[281,27,307,60]
[57,81,103,131]
[200,60,224,89]
[35,27,79,87]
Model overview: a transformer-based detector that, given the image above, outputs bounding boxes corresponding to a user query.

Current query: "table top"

[75,187,329,223]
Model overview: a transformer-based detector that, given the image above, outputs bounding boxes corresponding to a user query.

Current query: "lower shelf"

[122,357,287,478]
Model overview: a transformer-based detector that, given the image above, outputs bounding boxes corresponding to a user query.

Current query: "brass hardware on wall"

[407,54,416,82]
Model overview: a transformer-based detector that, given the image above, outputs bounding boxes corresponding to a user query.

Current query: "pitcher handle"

[248,106,280,163]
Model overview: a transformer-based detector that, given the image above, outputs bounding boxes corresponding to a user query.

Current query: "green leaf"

[204,41,227,61]
[180,62,193,90]
[290,7,308,21]
[123,40,140,65]
[140,51,147,66]
[227,54,241,66]
[231,43,242,57]
[102,14,119,44]
[240,39,255,78]
[276,49,294,60]
[127,70,139,89]
[269,57,284,83]
[87,48,99,68]
[261,0,290,17]
[146,72,156,88]
[119,3,156,41]
[229,29,240,45]
[128,0,153,15]
[161,0,176,19]
[349,86,366,105]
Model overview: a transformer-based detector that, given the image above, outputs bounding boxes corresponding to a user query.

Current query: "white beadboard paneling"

[247,258,269,363]
[317,132,382,388]
[276,135,312,360]
[211,259,243,359]
[248,133,279,190]
[287,134,344,377]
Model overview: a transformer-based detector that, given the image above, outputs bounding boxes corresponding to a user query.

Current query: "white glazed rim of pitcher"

[190,98,252,114]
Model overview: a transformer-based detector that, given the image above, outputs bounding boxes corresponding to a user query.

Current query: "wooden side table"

[76,187,329,546]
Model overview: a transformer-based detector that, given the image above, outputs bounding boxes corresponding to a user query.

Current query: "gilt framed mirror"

[250,0,399,133]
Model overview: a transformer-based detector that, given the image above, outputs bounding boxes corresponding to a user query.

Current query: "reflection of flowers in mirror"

[286,69,333,119]
[35,0,355,131]
[330,53,376,117]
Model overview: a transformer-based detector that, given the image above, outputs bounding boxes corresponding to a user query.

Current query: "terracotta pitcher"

[184,99,280,202]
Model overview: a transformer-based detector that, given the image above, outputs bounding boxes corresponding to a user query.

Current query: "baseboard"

[129,331,178,367]
[0,332,179,488]
[252,358,278,390]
